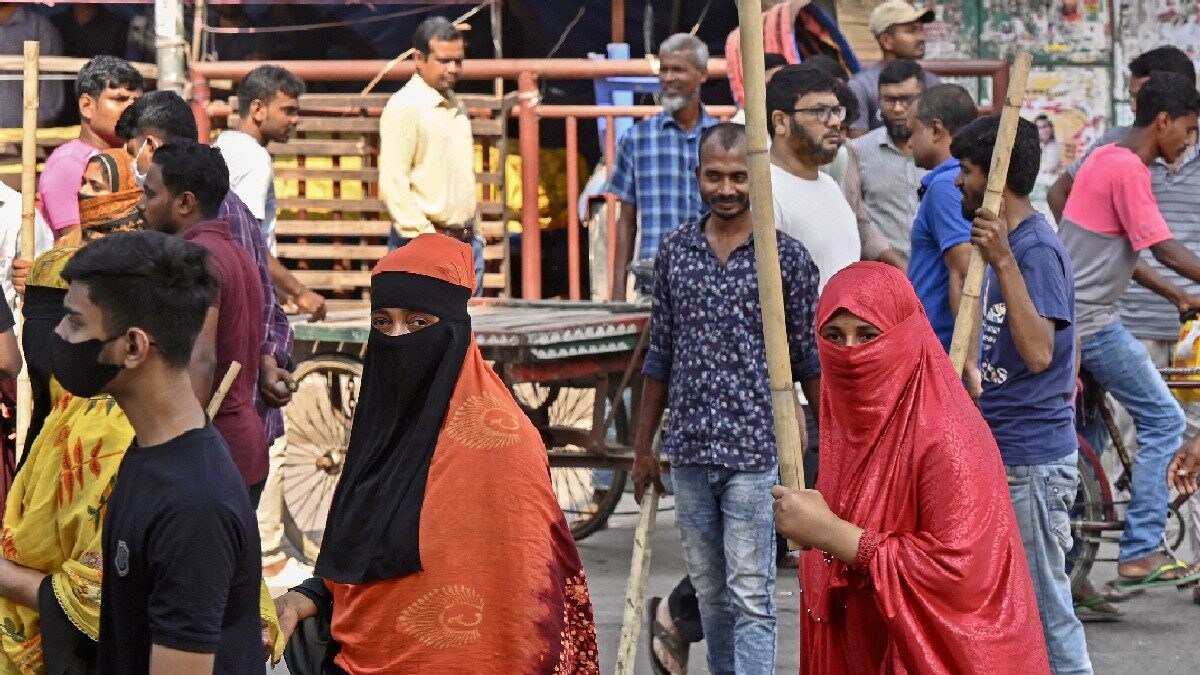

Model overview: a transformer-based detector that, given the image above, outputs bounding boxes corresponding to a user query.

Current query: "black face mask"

[49,332,124,398]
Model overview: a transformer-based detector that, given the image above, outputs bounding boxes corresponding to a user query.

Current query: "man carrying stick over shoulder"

[632,122,820,675]
[955,115,1093,674]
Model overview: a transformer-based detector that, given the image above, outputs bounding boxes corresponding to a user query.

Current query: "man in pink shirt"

[1061,71,1200,589]
[38,55,142,245]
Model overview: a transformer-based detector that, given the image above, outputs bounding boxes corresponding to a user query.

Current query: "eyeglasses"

[785,105,847,124]
[881,94,919,108]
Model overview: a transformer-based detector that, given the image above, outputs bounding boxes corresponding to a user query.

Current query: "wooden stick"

[14,41,38,460]
[947,53,1034,374]
[206,361,241,418]
[735,0,805,493]
[613,416,664,674]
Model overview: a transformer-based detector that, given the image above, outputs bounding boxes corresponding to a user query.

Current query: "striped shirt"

[607,108,720,262]
[849,126,927,260]
[1071,128,1200,341]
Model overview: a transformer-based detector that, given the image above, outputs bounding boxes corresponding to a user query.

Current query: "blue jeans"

[1007,452,1093,675]
[1080,320,1185,562]
[672,465,776,675]
[389,229,485,297]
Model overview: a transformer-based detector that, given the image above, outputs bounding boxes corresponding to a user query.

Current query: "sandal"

[647,597,688,675]
[1100,580,1144,603]
[1073,594,1124,622]
[1113,559,1200,591]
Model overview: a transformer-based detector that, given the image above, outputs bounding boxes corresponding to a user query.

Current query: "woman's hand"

[273,590,319,646]
[771,485,837,550]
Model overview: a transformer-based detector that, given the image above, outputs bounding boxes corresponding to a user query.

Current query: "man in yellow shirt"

[379,16,482,293]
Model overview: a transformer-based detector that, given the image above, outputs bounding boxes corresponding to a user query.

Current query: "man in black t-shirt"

[53,230,263,674]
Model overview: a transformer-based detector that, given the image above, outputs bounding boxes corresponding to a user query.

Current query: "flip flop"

[1112,559,1200,591]
[646,597,687,675]
[1073,594,1124,622]
[1100,580,1144,602]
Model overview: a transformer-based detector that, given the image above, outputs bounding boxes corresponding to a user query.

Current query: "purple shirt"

[218,192,292,445]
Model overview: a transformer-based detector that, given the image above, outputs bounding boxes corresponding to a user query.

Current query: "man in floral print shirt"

[633,122,821,675]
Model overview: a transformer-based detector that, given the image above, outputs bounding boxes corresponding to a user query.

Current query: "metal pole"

[517,71,542,299]
[154,0,188,95]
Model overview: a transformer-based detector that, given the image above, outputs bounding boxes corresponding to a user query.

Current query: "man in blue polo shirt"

[607,33,718,301]
[956,115,1093,674]
[905,84,979,350]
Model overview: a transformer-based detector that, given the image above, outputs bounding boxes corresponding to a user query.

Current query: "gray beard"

[660,94,689,113]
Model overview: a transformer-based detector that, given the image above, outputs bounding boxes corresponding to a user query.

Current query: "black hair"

[115,90,197,142]
[1134,71,1200,127]
[834,81,859,126]
[699,122,746,157]
[950,114,1041,197]
[413,16,463,53]
[152,141,230,219]
[915,83,979,135]
[76,55,144,99]
[879,58,926,89]
[236,65,305,118]
[766,64,838,136]
[799,54,848,82]
[61,230,218,367]
[764,53,789,72]
[1129,46,1197,86]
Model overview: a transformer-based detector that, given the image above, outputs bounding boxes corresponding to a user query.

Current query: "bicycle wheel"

[282,355,362,564]
[510,382,628,541]
[1068,436,1104,587]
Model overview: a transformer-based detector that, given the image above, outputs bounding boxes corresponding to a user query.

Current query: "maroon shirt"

[183,219,268,485]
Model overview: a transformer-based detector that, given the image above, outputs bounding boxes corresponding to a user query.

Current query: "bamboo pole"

[947,53,1033,373]
[14,41,38,461]
[206,361,241,417]
[735,0,805,493]
[612,431,661,674]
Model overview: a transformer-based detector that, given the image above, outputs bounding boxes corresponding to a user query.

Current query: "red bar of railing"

[604,117,617,302]
[517,71,541,300]
[565,116,581,301]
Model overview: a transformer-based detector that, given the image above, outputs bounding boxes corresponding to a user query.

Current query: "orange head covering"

[78,147,143,240]
[317,233,599,673]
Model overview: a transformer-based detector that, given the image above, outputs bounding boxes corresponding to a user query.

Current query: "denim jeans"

[672,465,776,675]
[389,229,485,297]
[1007,451,1093,675]
[1079,320,1186,562]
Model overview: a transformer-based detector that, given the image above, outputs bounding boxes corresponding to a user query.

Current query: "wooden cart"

[281,299,651,563]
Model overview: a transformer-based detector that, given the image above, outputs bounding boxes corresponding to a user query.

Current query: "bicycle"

[1068,368,1197,588]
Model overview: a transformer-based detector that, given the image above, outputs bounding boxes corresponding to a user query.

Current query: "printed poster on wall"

[1113,0,1200,124]
[1020,67,1111,222]
[979,0,1111,65]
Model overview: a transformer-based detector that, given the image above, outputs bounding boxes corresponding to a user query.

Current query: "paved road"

[272,493,1200,674]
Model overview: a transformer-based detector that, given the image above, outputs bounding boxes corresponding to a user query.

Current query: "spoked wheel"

[1068,438,1105,588]
[282,355,362,564]
[510,382,628,541]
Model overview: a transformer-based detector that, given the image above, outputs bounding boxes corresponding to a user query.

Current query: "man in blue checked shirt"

[607,33,718,301]
[633,122,821,675]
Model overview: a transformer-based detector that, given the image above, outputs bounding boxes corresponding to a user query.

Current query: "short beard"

[791,119,839,166]
[885,119,913,142]
[660,94,690,114]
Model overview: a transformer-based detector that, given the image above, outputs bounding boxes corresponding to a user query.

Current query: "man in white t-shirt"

[765,64,859,289]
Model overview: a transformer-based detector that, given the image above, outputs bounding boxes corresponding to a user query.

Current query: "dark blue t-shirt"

[908,157,972,350]
[979,212,1077,465]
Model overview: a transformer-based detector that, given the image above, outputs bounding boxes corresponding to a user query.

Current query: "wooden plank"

[267,139,376,156]
[483,272,505,289]
[275,220,389,236]
[477,221,506,239]
[274,167,380,181]
[478,202,504,217]
[471,118,504,136]
[291,269,371,289]
[483,244,505,261]
[277,197,387,212]
[276,243,388,260]
[229,116,381,134]
[232,94,392,111]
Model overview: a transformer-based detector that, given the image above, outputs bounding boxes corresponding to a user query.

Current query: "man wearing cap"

[847,0,941,138]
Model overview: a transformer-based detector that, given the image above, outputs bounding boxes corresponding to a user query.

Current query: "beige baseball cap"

[869,0,935,36]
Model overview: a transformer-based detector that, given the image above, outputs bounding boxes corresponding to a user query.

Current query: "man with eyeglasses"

[850,59,930,262]
[766,65,859,290]
[846,0,940,137]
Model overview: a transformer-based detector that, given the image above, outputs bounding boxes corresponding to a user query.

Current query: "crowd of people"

[0,2,1196,673]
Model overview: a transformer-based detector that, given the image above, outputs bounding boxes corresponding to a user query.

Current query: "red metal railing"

[190,57,1007,299]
